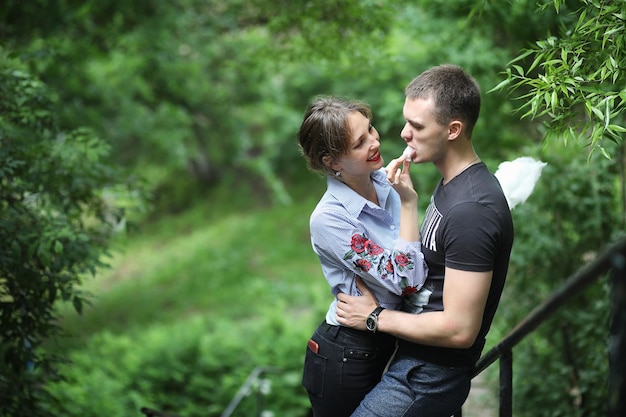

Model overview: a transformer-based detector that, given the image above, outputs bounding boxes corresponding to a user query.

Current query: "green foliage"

[3,0,535,215]
[0,62,144,416]
[43,315,312,417]
[501,143,620,417]
[491,0,626,158]
[475,1,626,409]
[513,280,610,417]
[49,192,326,346]
[256,0,396,60]
[2,0,624,415]
[1,0,402,214]
[39,190,328,417]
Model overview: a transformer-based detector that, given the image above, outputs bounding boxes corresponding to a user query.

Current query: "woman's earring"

[335,171,341,177]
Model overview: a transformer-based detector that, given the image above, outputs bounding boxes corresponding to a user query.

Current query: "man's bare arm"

[336,268,492,348]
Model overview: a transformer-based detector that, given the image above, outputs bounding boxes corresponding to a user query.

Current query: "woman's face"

[334,111,384,177]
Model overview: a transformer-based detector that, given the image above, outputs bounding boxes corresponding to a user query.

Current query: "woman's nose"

[369,130,381,144]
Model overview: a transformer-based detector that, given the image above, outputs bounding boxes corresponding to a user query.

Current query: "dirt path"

[461,373,498,417]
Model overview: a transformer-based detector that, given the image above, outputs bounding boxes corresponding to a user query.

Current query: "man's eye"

[369,124,374,131]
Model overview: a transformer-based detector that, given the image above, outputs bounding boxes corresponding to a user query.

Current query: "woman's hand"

[386,157,417,203]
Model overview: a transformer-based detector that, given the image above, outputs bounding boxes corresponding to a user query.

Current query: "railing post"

[220,366,280,417]
[609,251,626,417]
[499,349,512,417]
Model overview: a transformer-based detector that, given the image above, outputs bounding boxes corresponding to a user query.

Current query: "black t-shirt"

[399,162,514,367]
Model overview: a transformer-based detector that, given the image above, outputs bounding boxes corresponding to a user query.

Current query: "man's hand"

[336,277,379,330]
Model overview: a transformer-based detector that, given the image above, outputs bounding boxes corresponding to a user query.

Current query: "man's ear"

[448,120,463,140]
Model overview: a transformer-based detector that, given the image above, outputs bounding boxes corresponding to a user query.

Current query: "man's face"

[400,97,448,164]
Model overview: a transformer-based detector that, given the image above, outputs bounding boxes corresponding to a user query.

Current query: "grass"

[41,179,330,413]
[50,178,331,353]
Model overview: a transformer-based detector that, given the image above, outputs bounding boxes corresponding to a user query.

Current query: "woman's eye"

[369,124,374,131]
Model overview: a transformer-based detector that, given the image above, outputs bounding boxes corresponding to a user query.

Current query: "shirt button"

[390,225,396,230]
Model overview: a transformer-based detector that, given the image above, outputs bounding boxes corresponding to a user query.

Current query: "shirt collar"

[326,168,391,216]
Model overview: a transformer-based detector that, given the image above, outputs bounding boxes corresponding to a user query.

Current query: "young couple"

[297,64,514,417]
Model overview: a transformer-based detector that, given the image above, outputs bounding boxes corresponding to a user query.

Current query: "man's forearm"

[376,309,477,349]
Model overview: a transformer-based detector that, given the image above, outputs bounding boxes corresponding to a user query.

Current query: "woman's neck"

[339,174,379,205]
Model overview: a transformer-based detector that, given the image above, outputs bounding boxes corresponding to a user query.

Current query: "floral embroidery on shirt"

[384,260,394,275]
[344,233,414,279]
[354,259,372,272]
[393,251,413,271]
[401,277,418,296]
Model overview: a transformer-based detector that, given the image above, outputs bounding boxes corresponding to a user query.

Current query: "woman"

[297,96,427,417]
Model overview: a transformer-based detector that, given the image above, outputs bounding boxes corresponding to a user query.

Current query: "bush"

[500,143,619,417]
[43,311,315,417]
[0,62,143,417]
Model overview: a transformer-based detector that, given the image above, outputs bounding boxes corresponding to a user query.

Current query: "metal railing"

[219,366,281,417]
[455,237,626,417]
[139,366,280,417]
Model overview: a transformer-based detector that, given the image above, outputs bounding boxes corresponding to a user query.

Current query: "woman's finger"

[394,167,402,184]
[401,159,411,175]
[385,158,399,180]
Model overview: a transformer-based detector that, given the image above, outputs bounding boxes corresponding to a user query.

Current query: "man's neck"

[440,153,480,185]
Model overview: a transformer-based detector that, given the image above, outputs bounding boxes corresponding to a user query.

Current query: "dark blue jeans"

[350,344,472,417]
[302,321,397,417]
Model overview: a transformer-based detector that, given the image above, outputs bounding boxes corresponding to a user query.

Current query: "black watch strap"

[366,306,385,333]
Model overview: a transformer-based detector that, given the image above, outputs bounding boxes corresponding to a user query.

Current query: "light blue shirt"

[310,168,428,325]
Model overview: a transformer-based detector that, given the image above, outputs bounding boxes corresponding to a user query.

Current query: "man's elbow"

[451,332,477,349]
[446,324,479,349]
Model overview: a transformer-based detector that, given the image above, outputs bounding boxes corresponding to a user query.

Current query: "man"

[336,64,514,417]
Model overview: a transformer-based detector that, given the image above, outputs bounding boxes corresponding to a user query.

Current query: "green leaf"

[589,106,604,121]
[512,64,525,77]
[487,78,511,93]
[73,296,83,315]
[54,240,63,254]
[607,124,626,133]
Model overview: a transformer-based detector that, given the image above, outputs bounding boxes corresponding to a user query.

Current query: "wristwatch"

[366,306,385,333]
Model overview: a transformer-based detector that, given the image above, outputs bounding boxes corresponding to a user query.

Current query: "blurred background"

[1,0,624,416]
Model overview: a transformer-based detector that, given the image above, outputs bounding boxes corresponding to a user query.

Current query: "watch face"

[366,317,376,331]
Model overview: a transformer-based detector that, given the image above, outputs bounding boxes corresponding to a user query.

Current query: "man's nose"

[400,124,411,141]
